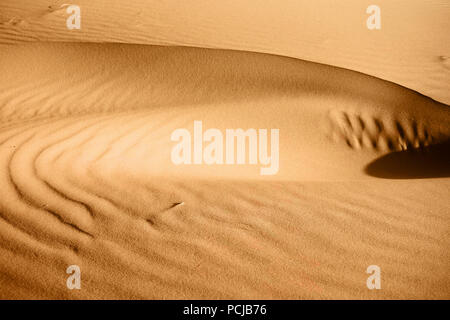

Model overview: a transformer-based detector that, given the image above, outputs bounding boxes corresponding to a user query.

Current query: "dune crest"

[0,2,449,300]
[0,0,449,104]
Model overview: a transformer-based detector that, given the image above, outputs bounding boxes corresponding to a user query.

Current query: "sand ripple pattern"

[327,110,445,151]
[0,113,448,299]
[0,43,448,298]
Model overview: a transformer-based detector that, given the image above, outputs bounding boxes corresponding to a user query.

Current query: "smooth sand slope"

[0,42,449,299]
[1,0,450,105]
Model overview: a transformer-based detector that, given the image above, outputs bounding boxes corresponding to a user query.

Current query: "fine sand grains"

[0,0,449,299]
[0,43,449,298]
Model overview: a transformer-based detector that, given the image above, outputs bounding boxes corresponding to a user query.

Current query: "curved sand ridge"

[0,113,449,298]
[1,43,449,178]
[0,0,449,104]
[0,42,449,298]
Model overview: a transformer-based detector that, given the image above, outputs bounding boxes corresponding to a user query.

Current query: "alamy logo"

[366,265,381,289]
[66,265,81,289]
[64,4,81,30]
[366,5,381,30]
[171,121,279,175]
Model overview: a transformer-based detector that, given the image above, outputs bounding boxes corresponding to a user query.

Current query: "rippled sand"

[0,1,449,299]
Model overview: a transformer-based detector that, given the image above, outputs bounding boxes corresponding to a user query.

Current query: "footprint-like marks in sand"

[327,110,445,152]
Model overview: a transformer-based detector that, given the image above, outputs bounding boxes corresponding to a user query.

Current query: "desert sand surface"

[1,0,450,105]
[0,1,449,299]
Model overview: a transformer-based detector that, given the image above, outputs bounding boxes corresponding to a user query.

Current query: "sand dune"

[0,43,449,299]
[0,1,449,300]
[1,43,449,180]
[0,0,449,105]
[1,176,449,299]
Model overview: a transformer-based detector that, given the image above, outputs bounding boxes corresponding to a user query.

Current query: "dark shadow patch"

[364,140,450,179]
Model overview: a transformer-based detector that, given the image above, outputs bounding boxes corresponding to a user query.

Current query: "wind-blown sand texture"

[0,1,449,299]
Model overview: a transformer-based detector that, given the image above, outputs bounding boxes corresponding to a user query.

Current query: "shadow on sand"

[364,140,450,179]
